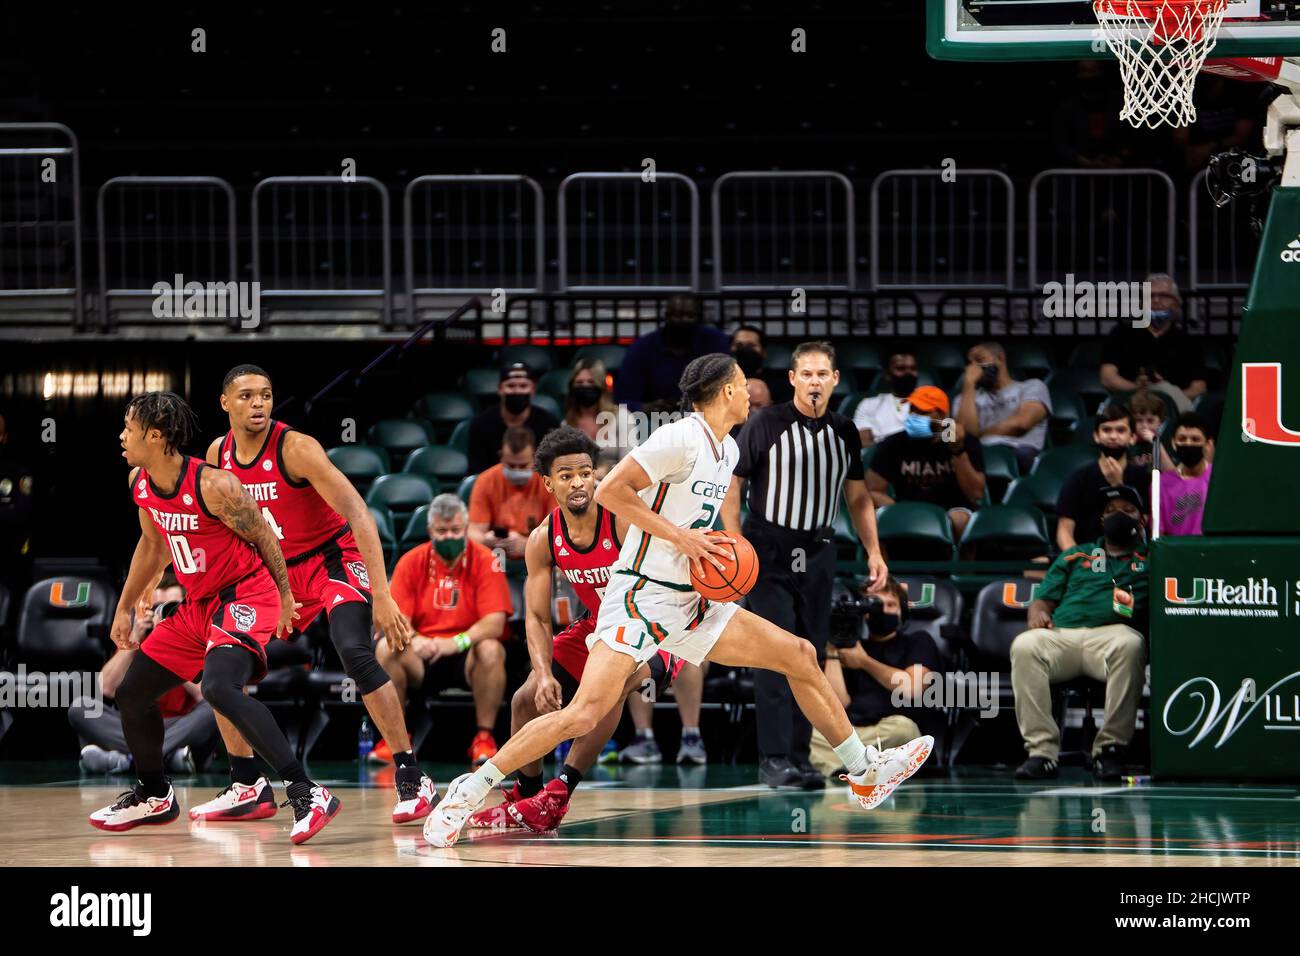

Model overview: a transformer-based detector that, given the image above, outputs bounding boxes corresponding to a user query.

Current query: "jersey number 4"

[260,507,285,540]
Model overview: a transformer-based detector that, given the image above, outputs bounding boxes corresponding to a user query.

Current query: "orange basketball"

[689,529,759,603]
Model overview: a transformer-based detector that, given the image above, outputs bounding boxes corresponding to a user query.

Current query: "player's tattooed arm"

[204,468,292,597]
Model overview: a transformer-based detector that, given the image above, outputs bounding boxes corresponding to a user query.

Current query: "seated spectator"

[731,324,792,404]
[954,341,1052,473]
[563,358,618,444]
[69,580,218,775]
[809,576,941,778]
[1011,484,1149,781]
[853,350,918,446]
[1127,387,1169,471]
[380,493,511,766]
[468,426,554,559]
[867,386,986,540]
[1157,411,1215,537]
[613,295,730,411]
[746,377,772,413]
[619,662,710,765]
[1099,274,1207,409]
[467,362,560,474]
[1056,404,1150,552]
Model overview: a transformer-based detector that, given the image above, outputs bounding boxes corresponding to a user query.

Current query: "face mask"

[1098,444,1126,460]
[1102,511,1142,547]
[503,466,533,486]
[904,413,935,439]
[1175,444,1205,467]
[866,608,900,637]
[572,385,602,408]
[433,536,466,562]
[978,363,999,390]
[732,346,763,378]
[663,322,694,350]
[890,373,918,397]
[1149,309,1177,330]
[503,392,531,414]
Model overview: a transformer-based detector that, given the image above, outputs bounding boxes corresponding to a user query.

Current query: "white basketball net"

[1093,0,1230,128]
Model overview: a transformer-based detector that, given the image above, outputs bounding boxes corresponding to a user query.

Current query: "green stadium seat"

[500,344,554,374]
[368,419,434,466]
[764,342,793,371]
[1031,444,1100,481]
[456,473,477,504]
[537,368,572,401]
[861,444,876,474]
[893,575,964,666]
[369,505,396,567]
[448,418,471,454]
[463,368,502,406]
[958,504,1050,560]
[1047,386,1090,446]
[1004,342,1056,380]
[1067,339,1107,370]
[411,393,477,436]
[981,444,1020,503]
[866,369,938,395]
[916,342,969,377]
[832,497,860,567]
[365,474,436,538]
[327,444,389,492]
[835,341,885,389]
[403,445,469,489]
[573,344,626,372]
[875,501,955,562]
[1002,471,1065,544]
[532,393,563,418]
[1045,366,1108,412]
[397,504,431,555]
[838,391,866,417]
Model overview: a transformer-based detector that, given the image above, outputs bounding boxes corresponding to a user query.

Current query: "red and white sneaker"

[468,730,498,767]
[842,735,934,810]
[188,777,277,821]
[369,739,394,765]
[89,784,180,832]
[466,780,526,830]
[284,785,341,845]
[392,772,437,824]
[507,779,572,832]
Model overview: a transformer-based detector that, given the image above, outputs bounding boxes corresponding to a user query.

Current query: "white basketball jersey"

[612,412,737,587]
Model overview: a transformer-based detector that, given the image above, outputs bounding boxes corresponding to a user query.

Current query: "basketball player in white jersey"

[426,353,933,846]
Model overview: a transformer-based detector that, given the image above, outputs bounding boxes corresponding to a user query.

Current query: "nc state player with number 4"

[90,392,340,844]
[188,365,437,826]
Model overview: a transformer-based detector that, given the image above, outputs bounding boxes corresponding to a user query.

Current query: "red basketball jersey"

[217,420,347,560]
[549,504,620,622]
[133,457,263,599]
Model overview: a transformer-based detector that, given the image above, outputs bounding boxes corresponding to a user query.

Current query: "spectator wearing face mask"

[867,386,986,540]
[731,325,791,405]
[468,426,553,559]
[467,363,561,475]
[1055,404,1150,552]
[1099,274,1207,410]
[563,358,618,443]
[853,351,919,446]
[614,295,730,411]
[954,341,1052,473]
[1157,411,1215,536]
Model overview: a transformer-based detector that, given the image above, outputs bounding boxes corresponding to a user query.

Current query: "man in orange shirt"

[379,493,512,766]
[468,426,554,560]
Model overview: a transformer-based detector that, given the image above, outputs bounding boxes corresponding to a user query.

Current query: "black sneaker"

[1092,745,1126,782]
[792,758,827,790]
[1014,756,1059,780]
[758,757,804,789]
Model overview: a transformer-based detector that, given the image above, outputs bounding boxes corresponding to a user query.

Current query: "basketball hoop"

[1093,0,1231,128]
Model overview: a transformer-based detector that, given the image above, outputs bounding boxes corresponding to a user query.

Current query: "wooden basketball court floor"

[1,762,1297,867]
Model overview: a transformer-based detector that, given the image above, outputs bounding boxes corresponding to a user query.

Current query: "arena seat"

[1030,444,1099,481]
[763,342,792,371]
[456,473,477,504]
[365,474,436,539]
[894,575,964,667]
[981,444,1020,503]
[397,504,431,555]
[1046,385,1090,445]
[834,341,884,388]
[368,418,434,467]
[573,344,626,372]
[915,342,968,379]
[531,393,563,419]
[448,418,471,454]
[15,577,116,672]
[959,505,1050,561]
[1004,342,1056,380]
[368,505,397,567]
[865,368,938,395]
[1045,366,1108,413]
[537,368,572,401]
[402,444,469,490]
[875,502,955,561]
[327,444,389,493]
[411,394,477,440]
[499,344,554,373]
[462,367,502,406]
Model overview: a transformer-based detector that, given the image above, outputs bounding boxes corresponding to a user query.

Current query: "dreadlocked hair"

[678,353,739,413]
[126,391,199,455]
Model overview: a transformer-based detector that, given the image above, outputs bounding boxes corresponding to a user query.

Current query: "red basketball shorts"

[287,530,372,635]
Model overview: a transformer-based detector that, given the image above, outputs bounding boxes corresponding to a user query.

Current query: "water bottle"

[357,717,374,761]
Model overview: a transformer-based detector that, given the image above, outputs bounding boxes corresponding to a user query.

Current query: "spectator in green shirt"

[1010,484,1149,782]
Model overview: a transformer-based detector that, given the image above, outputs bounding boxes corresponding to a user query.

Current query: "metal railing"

[251,176,393,328]
[557,172,699,291]
[96,176,238,329]
[712,171,855,291]
[1028,168,1176,290]
[1188,168,1258,290]
[0,123,83,327]
[871,169,1015,289]
[403,175,544,325]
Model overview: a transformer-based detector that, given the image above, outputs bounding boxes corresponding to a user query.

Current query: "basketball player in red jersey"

[466,426,680,832]
[188,365,438,825]
[90,391,341,845]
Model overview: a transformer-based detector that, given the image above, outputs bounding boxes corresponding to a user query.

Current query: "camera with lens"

[1206,148,1282,237]
[829,593,881,648]
[153,600,182,622]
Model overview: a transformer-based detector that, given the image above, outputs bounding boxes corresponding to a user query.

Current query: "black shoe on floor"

[1014,756,1059,780]
[792,758,826,790]
[1092,745,1126,782]
[758,757,804,789]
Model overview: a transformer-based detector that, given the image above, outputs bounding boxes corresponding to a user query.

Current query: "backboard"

[927,0,1300,60]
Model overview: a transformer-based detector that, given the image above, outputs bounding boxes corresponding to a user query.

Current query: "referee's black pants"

[742,517,835,765]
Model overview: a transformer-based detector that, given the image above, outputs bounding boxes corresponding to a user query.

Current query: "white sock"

[834,735,869,777]
[462,761,503,803]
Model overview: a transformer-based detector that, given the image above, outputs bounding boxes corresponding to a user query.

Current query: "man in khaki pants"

[1011,485,1149,782]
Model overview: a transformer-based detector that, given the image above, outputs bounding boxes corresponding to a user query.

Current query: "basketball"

[689,529,758,603]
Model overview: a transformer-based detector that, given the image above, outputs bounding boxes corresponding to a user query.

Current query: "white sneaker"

[285,785,341,845]
[188,777,278,821]
[423,773,486,847]
[393,772,438,824]
[842,735,933,810]
[89,784,180,831]
[80,744,131,775]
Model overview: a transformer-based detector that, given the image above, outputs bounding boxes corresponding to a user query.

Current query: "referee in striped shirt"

[721,341,888,790]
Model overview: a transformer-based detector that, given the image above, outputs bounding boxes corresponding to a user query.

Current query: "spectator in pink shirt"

[1158,411,1214,536]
